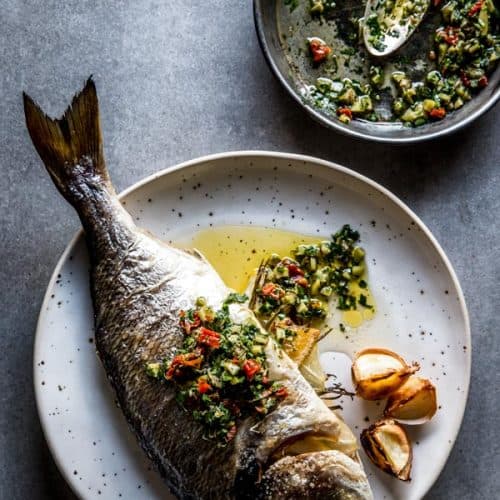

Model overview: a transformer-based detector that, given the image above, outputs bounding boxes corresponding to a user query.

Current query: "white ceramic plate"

[34,152,470,500]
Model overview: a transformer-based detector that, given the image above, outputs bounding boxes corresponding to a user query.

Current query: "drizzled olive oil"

[182,226,319,293]
[178,225,375,330]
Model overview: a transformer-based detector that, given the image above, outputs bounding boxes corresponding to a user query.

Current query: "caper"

[196,296,207,307]
[352,246,365,263]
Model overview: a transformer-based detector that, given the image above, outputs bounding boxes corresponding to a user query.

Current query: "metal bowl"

[254,0,500,143]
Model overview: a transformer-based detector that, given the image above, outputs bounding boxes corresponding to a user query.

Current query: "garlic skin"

[384,376,437,424]
[360,418,412,481]
[352,348,420,400]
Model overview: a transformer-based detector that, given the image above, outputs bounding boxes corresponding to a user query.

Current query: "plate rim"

[253,0,500,144]
[33,150,471,498]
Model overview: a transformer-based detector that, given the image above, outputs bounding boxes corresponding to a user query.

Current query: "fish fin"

[23,77,110,203]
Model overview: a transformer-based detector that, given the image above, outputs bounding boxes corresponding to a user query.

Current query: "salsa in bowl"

[254,0,499,142]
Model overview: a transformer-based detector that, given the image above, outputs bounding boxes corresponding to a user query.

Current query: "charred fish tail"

[23,78,134,263]
[23,77,111,206]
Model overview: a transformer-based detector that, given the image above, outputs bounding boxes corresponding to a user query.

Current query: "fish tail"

[23,77,111,206]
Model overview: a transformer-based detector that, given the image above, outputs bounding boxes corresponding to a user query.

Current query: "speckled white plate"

[34,152,470,500]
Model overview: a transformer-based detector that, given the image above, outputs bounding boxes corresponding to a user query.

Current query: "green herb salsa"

[146,294,287,445]
[251,225,373,328]
[283,0,499,126]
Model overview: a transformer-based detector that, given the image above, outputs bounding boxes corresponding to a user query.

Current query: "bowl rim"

[253,0,500,144]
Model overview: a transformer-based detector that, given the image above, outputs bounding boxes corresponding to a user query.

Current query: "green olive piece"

[352,265,364,277]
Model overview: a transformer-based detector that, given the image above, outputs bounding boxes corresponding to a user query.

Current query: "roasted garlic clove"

[351,348,419,400]
[384,376,437,424]
[360,418,412,481]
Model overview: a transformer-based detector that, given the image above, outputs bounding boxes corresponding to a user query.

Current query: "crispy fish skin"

[24,79,373,500]
[260,450,373,499]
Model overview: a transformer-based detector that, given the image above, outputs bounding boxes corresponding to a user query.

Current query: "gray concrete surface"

[1,1,499,498]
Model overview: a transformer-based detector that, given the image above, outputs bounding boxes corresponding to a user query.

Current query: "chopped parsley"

[365,14,387,52]
[223,292,248,306]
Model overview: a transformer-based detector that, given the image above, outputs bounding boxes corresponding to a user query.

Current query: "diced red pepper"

[179,311,201,334]
[437,27,460,45]
[261,282,284,300]
[165,352,203,380]
[242,359,261,380]
[294,276,309,288]
[478,75,488,88]
[309,38,332,64]
[197,327,221,349]
[460,71,471,87]
[262,282,276,295]
[197,378,212,394]
[287,263,304,277]
[429,107,446,119]
[468,0,483,16]
[274,386,289,399]
[337,107,353,119]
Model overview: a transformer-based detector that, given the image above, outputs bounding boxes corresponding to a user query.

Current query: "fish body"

[24,79,373,499]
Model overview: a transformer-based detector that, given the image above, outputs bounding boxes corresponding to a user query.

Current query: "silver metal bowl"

[254,0,500,143]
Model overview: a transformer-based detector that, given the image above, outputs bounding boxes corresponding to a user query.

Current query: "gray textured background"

[1,1,499,499]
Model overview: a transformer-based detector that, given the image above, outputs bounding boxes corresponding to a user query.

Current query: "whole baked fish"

[24,79,373,499]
